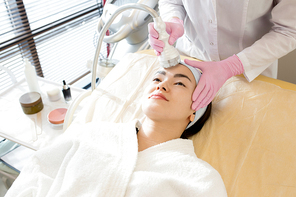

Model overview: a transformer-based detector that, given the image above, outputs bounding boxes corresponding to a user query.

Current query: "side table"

[0,77,86,150]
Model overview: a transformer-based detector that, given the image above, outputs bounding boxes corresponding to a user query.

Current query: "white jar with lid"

[46,87,61,102]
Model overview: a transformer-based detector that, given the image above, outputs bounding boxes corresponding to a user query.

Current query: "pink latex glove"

[184,55,245,111]
[148,18,184,56]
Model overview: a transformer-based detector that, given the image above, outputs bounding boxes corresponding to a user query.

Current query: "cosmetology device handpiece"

[153,17,181,68]
[91,3,179,91]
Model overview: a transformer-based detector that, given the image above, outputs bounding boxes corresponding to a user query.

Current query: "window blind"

[0,0,103,93]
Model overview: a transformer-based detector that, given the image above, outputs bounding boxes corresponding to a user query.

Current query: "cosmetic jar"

[46,87,61,102]
[97,59,118,79]
[47,108,67,129]
[19,92,44,115]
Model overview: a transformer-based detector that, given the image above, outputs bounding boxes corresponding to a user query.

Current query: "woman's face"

[142,64,196,123]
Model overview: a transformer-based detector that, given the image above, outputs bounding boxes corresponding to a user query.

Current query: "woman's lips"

[149,93,168,101]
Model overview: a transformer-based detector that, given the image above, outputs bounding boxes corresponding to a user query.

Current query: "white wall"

[278,49,296,84]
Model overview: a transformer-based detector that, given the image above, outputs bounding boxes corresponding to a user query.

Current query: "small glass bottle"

[62,80,72,103]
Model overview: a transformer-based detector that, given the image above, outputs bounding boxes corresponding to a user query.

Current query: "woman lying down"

[6,62,227,196]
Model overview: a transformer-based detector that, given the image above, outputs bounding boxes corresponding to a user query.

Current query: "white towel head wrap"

[179,61,207,129]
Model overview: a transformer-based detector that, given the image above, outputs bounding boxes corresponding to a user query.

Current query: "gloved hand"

[148,18,184,56]
[184,55,245,111]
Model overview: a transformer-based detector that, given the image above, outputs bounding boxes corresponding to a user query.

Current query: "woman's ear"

[189,113,195,122]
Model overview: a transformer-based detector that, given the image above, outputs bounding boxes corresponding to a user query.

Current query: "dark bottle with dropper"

[62,80,72,103]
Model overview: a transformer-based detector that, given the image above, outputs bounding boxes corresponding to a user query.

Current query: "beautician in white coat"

[149,0,296,111]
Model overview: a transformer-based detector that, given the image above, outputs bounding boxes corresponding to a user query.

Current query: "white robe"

[6,120,227,197]
[125,138,227,197]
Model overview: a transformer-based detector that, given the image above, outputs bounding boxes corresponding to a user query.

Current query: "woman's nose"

[156,83,167,91]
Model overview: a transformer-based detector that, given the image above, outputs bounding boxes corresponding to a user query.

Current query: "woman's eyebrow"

[155,70,166,75]
[154,71,192,82]
[174,74,192,82]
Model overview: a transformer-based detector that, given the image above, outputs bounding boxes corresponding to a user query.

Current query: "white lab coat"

[159,0,296,82]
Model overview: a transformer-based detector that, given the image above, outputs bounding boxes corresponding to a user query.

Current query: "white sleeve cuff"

[237,52,254,82]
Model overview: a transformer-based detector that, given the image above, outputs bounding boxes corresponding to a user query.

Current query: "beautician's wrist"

[233,54,244,74]
[169,17,184,26]
[226,55,245,76]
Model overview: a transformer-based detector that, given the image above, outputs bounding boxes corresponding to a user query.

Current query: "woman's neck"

[137,118,185,152]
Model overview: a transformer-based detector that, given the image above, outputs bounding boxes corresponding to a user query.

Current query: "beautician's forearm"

[159,0,186,21]
[237,0,296,82]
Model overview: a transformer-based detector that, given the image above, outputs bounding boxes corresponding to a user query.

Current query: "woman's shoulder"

[65,120,139,132]
[169,139,227,195]
[61,120,139,145]
[178,153,227,196]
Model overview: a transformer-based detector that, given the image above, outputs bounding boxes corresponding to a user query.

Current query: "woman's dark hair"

[180,102,212,139]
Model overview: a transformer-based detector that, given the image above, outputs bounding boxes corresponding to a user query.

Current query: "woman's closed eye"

[153,77,161,82]
[175,82,186,87]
